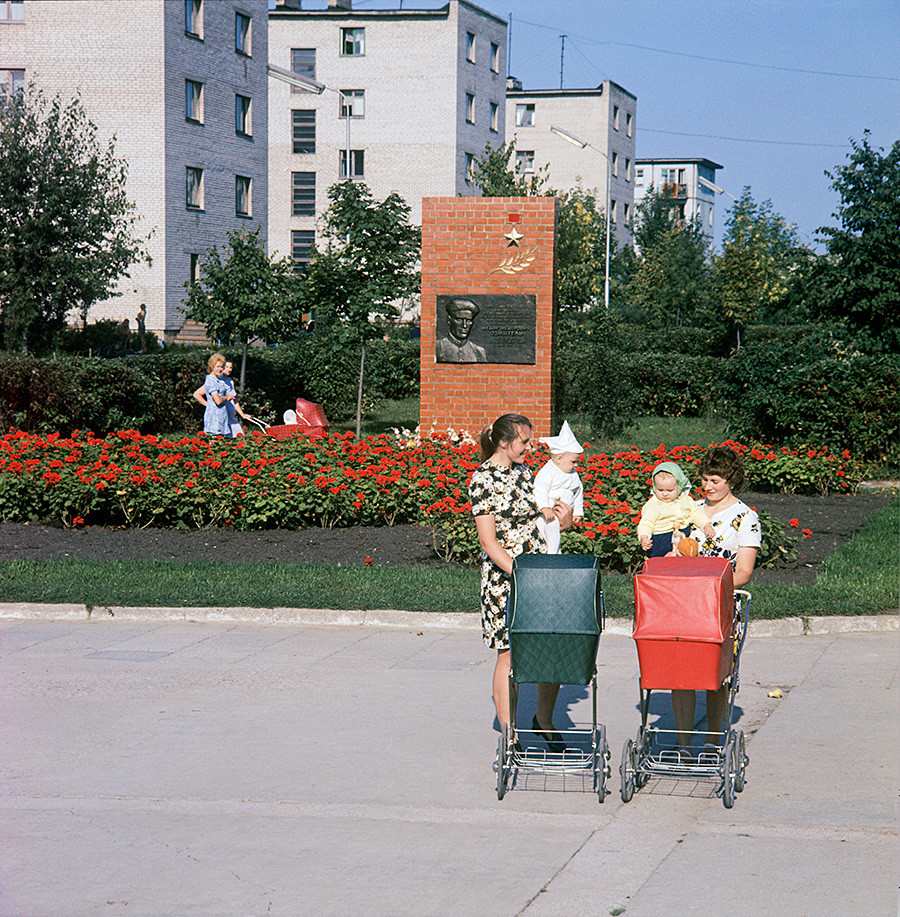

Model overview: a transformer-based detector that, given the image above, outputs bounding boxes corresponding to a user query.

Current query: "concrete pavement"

[0,616,896,916]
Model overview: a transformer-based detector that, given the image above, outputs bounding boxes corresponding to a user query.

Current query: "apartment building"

[634,158,723,249]
[1,0,269,339]
[506,82,637,248]
[268,0,507,271]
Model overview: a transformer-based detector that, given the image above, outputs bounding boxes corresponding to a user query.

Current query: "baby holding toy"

[535,421,584,554]
[638,461,716,557]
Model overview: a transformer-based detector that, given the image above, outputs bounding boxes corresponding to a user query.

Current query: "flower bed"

[0,429,862,572]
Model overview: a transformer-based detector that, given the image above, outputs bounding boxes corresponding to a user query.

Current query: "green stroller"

[495,553,610,802]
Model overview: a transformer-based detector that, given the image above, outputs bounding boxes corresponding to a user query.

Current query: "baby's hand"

[640,535,651,551]
[703,523,716,539]
[541,507,556,522]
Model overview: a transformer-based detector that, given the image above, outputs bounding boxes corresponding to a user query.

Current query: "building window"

[184,0,201,37]
[612,151,618,178]
[339,89,364,118]
[613,105,619,130]
[2,0,24,20]
[235,175,252,217]
[489,102,498,133]
[624,202,630,224]
[235,11,251,56]
[189,253,200,285]
[465,152,475,184]
[465,93,474,124]
[626,111,633,137]
[292,110,315,154]
[292,230,315,274]
[339,149,364,179]
[625,157,631,181]
[635,167,644,185]
[291,48,316,92]
[292,172,315,216]
[515,103,535,127]
[186,167,204,210]
[516,150,534,173]
[235,94,251,136]
[610,199,617,223]
[490,42,499,73]
[341,27,365,56]
[185,80,203,122]
[466,31,475,63]
[0,69,25,102]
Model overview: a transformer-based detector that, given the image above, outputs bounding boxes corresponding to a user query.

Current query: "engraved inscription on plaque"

[435,294,536,364]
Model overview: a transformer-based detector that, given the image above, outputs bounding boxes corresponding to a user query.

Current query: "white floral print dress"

[689,499,761,569]
[469,460,547,650]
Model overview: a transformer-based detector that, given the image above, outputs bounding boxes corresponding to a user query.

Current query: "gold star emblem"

[504,228,523,247]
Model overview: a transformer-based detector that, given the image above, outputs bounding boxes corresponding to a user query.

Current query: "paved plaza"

[0,616,896,916]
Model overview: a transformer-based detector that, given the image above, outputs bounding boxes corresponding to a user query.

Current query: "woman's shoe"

[532,715,566,754]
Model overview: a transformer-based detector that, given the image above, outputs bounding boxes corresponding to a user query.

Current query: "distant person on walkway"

[637,461,715,558]
[197,353,232,437]
[469,413,572,753]
[135,304,147,353]
[671,446,760,753]
[436,298,487,362]
[534,420,584,554]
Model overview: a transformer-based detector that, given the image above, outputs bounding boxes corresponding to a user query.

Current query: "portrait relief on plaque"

[435,294,536,364]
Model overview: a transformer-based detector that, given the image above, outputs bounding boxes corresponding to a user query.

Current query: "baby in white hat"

[535,420,584,554]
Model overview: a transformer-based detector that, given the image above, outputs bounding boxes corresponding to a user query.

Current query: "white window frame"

[339,149,365,179]
[516,150,535,173]
[490,42,500,73]
[292,171,316,216]
[186,166,204,210]
[235,94,252,136]
[291,48,316,92]
[291,230,315,274]
[465,152,475,184]
[235,11,251,56]
[489,101,498,133]
[340,27,365,56]
[185,79,203,122]
[466,31,475,63]
[515,103,535,127]
[612,151,618,178]
[1,0,24,20]
[465,92,475,124]
[235,175,252,218]
[626,111,633,137]
[339,89,365,119]
[184,0,202,37]
[1,69,25,102]
[613,105,620,130]
[292,109,316,154]
[610,198,617,223]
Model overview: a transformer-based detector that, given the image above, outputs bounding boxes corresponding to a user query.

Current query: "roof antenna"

[507,12,513,76]
[559,34,566,89]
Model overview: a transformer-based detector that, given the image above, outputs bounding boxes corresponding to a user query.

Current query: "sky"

[328,0,900,250]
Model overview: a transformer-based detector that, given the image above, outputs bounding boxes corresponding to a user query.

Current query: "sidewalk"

[0,617,896,916]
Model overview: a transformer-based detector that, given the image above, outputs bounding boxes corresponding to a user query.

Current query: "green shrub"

[721,336,899,465]
[625,352,725,417]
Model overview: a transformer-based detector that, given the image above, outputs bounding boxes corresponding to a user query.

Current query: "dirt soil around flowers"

[0,492,893,588]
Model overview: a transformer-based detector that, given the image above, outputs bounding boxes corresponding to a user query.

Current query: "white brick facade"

[506,82,637,248]
[267,0,507,264]
[2,0,269,338]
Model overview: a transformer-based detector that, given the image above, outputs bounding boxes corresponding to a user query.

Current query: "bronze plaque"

[435,294,536,364]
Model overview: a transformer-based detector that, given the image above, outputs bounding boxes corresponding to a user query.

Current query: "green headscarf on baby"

[651,461,691,496]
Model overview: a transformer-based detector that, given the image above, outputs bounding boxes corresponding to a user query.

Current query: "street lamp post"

[550,125,611,311]
[267,63,351,183]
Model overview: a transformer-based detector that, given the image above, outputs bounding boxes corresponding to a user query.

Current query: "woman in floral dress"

[469,413,572,748]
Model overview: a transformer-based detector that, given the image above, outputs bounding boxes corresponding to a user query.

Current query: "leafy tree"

[298,181,420,438]
[625,191,713,328]
[714,189,814,345]
[182,227,303,390]
[0,86,149,353]
[812,132,900,352]
[469,139,549,196]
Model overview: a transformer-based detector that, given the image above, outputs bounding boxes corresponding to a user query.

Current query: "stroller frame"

[620,589,752,809]
[495,554,611,803]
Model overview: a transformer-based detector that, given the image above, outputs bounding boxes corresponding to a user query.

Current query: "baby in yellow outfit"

[637,461,715,557]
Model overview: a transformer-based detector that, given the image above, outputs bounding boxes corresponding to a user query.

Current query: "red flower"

[365,556,373,565]
[802,529,812,538]
[789,518,799,527]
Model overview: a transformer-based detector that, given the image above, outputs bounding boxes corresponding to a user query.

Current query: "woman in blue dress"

[202,353,231,437]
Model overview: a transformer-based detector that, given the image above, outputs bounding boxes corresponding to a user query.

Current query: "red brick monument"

[419,196,558,438]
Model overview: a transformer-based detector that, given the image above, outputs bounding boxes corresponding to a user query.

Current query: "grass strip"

[0,502,895,618]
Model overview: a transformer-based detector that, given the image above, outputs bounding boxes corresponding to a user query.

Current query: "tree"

[625,190,713,328]
[0,87,149,353]
[298,181,420,438]
[182,227,303,390]
[812,132,900,352]
[469,139,549,196]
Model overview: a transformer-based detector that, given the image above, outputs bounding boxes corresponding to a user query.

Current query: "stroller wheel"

[734,729,747,792]
[722,739,736,808]
[620,739,635,803]
[496,724,509,800]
